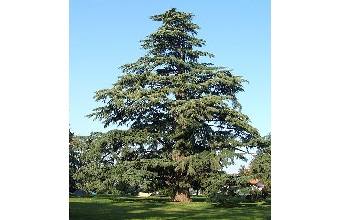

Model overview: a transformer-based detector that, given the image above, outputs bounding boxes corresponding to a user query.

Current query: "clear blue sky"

[69,0,271,172]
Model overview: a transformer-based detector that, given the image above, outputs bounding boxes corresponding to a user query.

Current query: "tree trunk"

[173,187,192,202]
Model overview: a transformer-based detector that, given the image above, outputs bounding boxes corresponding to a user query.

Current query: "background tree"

[88,8,261,202]
[70,130,151,195]
[71,131,125,194]
[232,134,271,201]
[69,129,82,193]
[249,133,271,192]
[71,132,115,194]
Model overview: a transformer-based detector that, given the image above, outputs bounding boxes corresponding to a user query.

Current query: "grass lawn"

[69,195,271,220]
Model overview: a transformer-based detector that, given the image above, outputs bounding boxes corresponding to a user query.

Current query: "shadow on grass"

[212,198,271,208]
[69,196,271,220]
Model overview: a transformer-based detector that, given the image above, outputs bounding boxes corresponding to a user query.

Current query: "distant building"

[250,179,265,191]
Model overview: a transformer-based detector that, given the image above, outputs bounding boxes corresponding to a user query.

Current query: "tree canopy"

[87,8,263,202]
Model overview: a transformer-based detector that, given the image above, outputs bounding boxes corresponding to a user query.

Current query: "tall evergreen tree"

[88,8,261,202]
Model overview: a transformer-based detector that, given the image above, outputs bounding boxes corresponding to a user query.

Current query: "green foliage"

[69,129,82,193]
[70,132,122,194]
[86,8,262,201]
[250,133,271,192]
[200,172,260,204]
[201,172,236,203]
